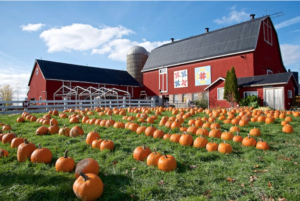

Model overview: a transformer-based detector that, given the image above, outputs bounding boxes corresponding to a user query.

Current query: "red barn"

[142,15,298,110]
[27,60,141,102]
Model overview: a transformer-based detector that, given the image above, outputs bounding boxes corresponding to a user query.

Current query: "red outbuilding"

[141,15,298,110]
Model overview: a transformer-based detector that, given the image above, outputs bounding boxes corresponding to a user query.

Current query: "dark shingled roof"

[238,72,295,87]
[142,16,268,72]
[29,60,140,87]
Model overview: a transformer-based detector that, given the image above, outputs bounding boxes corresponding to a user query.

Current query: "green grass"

[0,110,300,201]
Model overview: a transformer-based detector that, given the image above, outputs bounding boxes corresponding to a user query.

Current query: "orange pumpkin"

[221,131,234,141]
[75,158,100,179]
[100,140,114,151]
[256,139,270,150]
[146,148,162,166]
[145,125,156,137]
[206,142,218,152]
[86,129,100,145]
[193,135,208,148]
[242,134,257,147]
[282,124,293,133]
[179,132,193,146]
[218,140,232,154]
[158,154,177,172]
[31,144,53,164]
[233,131,243,143]
[55,150,75,172]
[153,129,164,138]
[249,127,261,137]
[17,139,36,162]
[208,128,222,138]
[133,145,151,161]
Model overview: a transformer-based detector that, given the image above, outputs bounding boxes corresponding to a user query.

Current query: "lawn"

[0,108,299,201]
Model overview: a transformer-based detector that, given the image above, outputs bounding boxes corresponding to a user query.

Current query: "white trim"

[241,82,287,87]
[267,69,273,75]
[217,87,225,100]
[159,68,168,93]
[141,50,255,72]
[288,90,292,98]
[263,86,284,109]
[204,77,225,90]
[207,89,210,109]
[243,91,258,98]
[263,19,273,46]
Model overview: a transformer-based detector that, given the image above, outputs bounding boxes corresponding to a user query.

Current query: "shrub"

[239,95,260,108]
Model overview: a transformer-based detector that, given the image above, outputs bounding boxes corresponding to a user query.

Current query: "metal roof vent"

[171,38,174,43]
[250,14,255,19]
[205,28,209,33]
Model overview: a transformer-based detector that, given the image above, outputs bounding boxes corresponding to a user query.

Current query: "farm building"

[141,14,298,110]
[27,59,142,102]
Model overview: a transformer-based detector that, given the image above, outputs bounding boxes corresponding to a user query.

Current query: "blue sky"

[0,1,300,100]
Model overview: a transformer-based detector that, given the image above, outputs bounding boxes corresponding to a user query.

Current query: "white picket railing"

[0,97,155,114]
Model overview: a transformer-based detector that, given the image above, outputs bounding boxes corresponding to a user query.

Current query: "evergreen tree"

[224,67,240,108]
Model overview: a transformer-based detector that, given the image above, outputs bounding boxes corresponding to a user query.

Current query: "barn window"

[288,90,292,98]
[217,88,224,100]
[182,94,188,102]
[263,20,272,45]
[173,94,179,103]
[192,93,198,101]
[244,91,258,98]
[267,69,273,75]
[36,68,38,75]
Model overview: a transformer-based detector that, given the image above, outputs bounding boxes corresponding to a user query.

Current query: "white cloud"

[275,16,300,30]
[92,39,169,62]
[280,44,300,66]
[291,30,300,33]
[40,24,134,53]
[21,23,45,32]
[214,6,249,25]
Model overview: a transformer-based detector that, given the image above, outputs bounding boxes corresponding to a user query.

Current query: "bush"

[239,95,260,108]
[194,92,208,109]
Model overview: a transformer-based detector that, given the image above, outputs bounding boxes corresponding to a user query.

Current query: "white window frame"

[173,94,178,103]
[267,69,273,75]
[288,90,292,98]
[244,91,258,98]
[192,93,198,101]
[182,94,187,102]
[263,20,273,46]
[159,68,168,93]
[36,68,38,75]
[217,88,224,100]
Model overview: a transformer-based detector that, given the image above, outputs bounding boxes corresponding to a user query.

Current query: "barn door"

[264,88,284,110]
[159,68,168,93]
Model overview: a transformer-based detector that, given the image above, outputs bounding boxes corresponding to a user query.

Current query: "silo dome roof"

[127,46,148,56]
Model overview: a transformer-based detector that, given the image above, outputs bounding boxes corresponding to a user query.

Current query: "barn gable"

[27,60,141,87]
[142,16,268,72]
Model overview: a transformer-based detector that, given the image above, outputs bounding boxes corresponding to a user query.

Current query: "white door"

[159,68,168,93]
[264,88,284,110]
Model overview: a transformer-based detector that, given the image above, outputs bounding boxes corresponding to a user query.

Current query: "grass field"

[0,109,299,201]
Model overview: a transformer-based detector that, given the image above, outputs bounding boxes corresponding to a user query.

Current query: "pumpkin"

[233,131,243,143]
[129,123,139,132]
[55,150,75,172]
[50,118,58,126]
[2,125,12,132]
[285,116,293,122]
[11,134,24,148]
[59,125,70,136]
[256,139,270,150]
[210,122,220,130]
[171,119,181,129]
[242,134,257,147]
[281,121,289,126]
[30,116,37,122]
[16,117,25,123]
[196,127,209,136]
[70,117,79,123]
[17,139,36,162]
[36,126,49,135]
[105,118,115,127]
[158,154,177,172]
[206,142,218,152]
[75,158,100,179]
[2,132,17,144]
[136,124,147,134]
[193,135,208,148]
[239,119,249,126]
[202,122,211,129]
[208,128,222,138]
[159,117,168,126]
[195,119,203,127]
[113,121,124,129]
[100,140,114,151]
[229,125,240,133]
[31,144,53,164]
[221,131,234,141]
[218,140,232,154]
[133,145,151,161]
[73,172,103,201]
[0,149,9,158]
[179,132,193,146]
[163,133,171,140]
[170,133,181,143]
[164,120,173,128]
[145,125,156,137]
[282,124,293,133]
[265,117,273,124]
[153,129,164,138]
[92,138,103,149]
[249,127,261,137]
[70,126,84,137]
[86,129,100,145]
[187,125,197,134]
[146,148,162,166]
[48,123,59,134]
[257,116,266,122]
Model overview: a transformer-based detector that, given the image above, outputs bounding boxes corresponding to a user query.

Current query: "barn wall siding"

[143,53,254,97]
[27,63,46,101]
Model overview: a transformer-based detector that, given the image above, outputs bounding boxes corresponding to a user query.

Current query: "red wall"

[144,52,254,96]
[281,78,296,109]
[27,63,46,101]
[208,80,231,108]
[253,18,286,75]
[239,86,264,106]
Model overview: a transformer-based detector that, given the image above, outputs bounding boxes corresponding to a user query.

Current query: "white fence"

[0,97,155,115]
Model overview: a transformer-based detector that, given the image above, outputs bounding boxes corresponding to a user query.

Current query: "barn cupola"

[250,14,255,19]
[171,38,174,43]
[205,28,209,33]
[127,46,149,85]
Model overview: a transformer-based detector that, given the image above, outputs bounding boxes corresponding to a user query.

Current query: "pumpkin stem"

[154,148,157,155]
[94,128,97,132]
[259,138,263,142]
[248,134,250,139]
[79,172,89,181]
[63,124,66,128]
[168,130,171,134]
[200,134,203,138]
[24,138,29,144]
[223,140,226,144]
[64,150,68,158]
[163,152,168,158]
[38,144,41,149]
[0,151,3,157]
[19,134,22,138]
[143,144,146,149]
[236,131,239,136]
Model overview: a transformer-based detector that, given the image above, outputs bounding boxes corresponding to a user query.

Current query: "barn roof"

[142,16,269,72]
[28,59,141,87]
[237,72,296,87]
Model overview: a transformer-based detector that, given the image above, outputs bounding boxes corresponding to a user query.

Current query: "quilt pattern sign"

[174,69,188,88]
[195,66,211,86]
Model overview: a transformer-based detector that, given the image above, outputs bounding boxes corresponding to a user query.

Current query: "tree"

[0,85,14,106]
[224,67,240,108]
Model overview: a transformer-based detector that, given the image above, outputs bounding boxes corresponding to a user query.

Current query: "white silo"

[126,46,148,85]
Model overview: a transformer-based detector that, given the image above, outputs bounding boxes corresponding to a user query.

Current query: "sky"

[0,1,300,100]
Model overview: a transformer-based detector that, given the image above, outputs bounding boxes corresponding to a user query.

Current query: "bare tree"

[0,85,14,106]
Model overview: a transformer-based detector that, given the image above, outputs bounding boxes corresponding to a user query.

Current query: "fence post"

[63,97,68,110]
[151,98,155,108]
[24,98,28,112]
[138,100,140,107]
[109,101,112,108]
[123,97,126,108]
